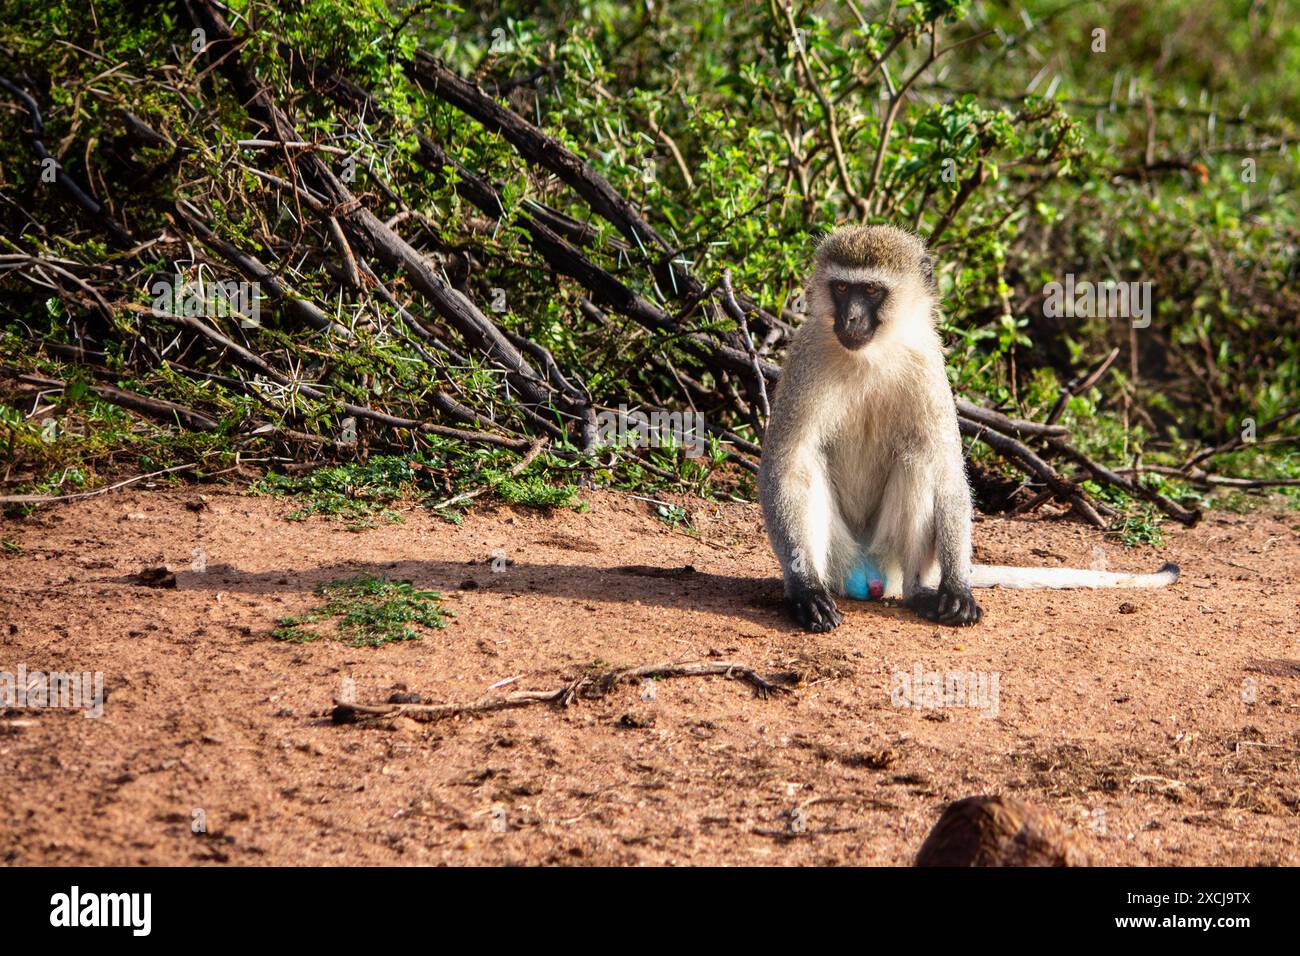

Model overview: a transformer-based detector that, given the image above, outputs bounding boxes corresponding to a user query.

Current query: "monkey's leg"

[909,487,982,627]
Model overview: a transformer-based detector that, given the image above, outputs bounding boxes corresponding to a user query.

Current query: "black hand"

[789,584,844,633]
[910,582,982,627]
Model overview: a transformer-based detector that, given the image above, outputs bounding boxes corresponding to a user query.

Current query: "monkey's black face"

[829,280,887,350]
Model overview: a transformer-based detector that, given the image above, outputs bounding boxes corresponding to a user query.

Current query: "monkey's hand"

[789,585,844,633]
[910,583,982,627]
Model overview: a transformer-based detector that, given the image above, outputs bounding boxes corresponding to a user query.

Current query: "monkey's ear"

[919,254,936,291]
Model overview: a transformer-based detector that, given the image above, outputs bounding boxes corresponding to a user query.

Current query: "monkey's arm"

[759,439,846,633]
[923,478,982,625]
[910,417,983,626]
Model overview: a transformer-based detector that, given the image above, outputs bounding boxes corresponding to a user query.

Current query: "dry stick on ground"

[956,400,1069,440]
[331,660,797,726]
[1047,439,1202,526]
[1115,465,1300,490]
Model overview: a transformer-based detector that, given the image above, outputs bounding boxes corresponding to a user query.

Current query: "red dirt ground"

[1,487,1297,865]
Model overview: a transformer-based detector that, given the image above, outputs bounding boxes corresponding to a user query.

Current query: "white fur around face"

[803,266,941,372]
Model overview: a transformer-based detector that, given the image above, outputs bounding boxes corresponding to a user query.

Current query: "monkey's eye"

[862,282,884,296]
[832,281,849,294]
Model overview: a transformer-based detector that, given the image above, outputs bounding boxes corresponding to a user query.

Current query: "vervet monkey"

[759,225,1178,633]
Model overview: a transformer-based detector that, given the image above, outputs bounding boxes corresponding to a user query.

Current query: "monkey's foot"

[790,587,844,633]
[910,585,982,627]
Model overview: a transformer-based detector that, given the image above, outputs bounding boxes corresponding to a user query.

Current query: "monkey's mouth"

[834,318,879,350]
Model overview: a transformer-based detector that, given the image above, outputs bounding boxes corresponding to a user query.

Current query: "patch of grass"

[1082,480,1168,547]
[486,471,580,509]
[272,575,451,646]
[1,538,22,555]
[255,456,425,521]
[256,450,582,524]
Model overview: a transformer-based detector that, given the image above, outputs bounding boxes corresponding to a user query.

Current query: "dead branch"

[331,659,797,725]
[1047,440,1202,526]
[957,400,1069,440]
[2,366,220,431]
[958,416,1108,527]
[0,464,196,505]
[0,75,134,247]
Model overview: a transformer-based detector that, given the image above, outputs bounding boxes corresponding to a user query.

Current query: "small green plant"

[1,538,22,555]
[655,502,691,530]
[1108,512,1165,548]
[272,575,451,646]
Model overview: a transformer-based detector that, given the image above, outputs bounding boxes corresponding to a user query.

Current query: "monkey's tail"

[969,562,1180,590]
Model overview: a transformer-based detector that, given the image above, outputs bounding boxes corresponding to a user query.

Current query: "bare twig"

[0,464,196,505]
[1047,347,1120,425]
[331,659,797,725]
[958,416,1107,527]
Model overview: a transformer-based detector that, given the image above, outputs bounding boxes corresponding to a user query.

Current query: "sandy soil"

[0,487,1297,866]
